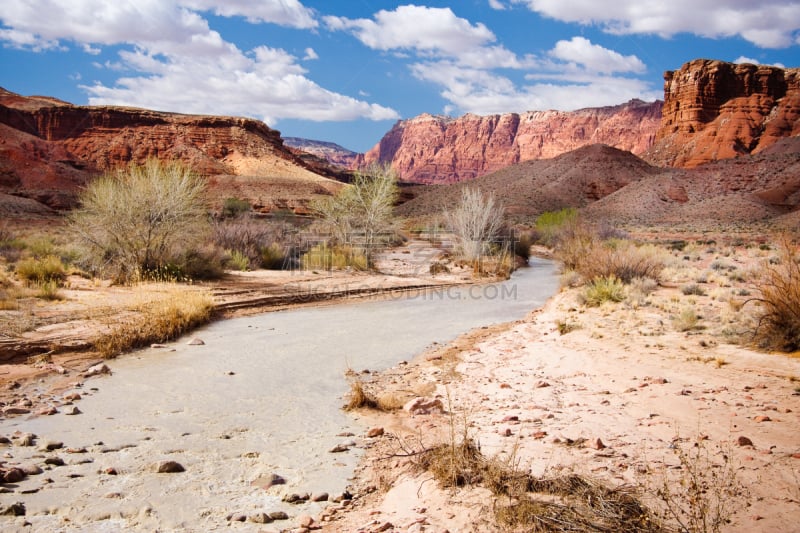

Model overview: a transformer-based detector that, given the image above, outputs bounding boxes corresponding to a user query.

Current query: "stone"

[297,515,315,528]
[592,438,607,450]
[2,468,25,483]
[736,436,754,447]
[2,406,30,415]
[64,406,82,415]
[155,461,185,473]
[105,468,118,475]
[535,381,551,388]
[329,443,351,453]
[269,511,289,520]
[37,407,58,416]
[84,363,111,377]
[367,427,384,438]
[17,433,35,446]
[252,473,286,489]
[186,338,205,346]
[0,502,25,516]
[403,397,444,415]
[311,492,329,502]
[41,441,63,451]
[754,415,771,422]
[19,464,42,476]
[64,393,82,401]
[44,457,65,466]
[249,512,273,523]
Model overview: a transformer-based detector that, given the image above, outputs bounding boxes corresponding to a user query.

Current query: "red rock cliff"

[358,99,662,184]
[645,59,800,168]
[0,88,332,208]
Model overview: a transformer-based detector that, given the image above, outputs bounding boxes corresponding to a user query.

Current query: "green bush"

[582,275,625,306]
[534,208,578,247]
[16,255,66,285]
[222,197,251,218]
[260,243,287,270]
[227,249,250,271]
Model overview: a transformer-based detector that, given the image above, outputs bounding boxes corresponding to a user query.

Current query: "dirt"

[320,239,800,533]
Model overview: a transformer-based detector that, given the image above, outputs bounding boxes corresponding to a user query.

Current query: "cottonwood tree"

[446,187,505,262]
[311,163,398,267]
[71,159,208,281]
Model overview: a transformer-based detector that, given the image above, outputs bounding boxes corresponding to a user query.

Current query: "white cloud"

[324,5,496,56]
[734,56,786,68]
[513,0,800,48]
[549,37,645,74]
[0,0,399,123]
[303,47,318,60]
[488,0,507,10]
[180,0,317,28]
[327,5,656,116]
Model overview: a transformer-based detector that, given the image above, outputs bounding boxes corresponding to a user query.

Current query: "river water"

[1,258,558,531]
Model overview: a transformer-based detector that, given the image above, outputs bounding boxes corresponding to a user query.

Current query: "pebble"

[19,464,42,476]
[37,407,58,416]
[2,407,30,415]
[40,441,63,451]
[736,436,754,447]
[64,406,82,415]
[754,415,771,422]
[367,427,385,438]
[535,380,551,388]
[297,515,315,528]
[329,443,351,453]
[84,363,111,377]
[311,492,329,502]
[249,512,273,523]
[63,393,82,401]
[269,511,289,520]
[2,468,25,483]
[186,338,205,346]
[0,502,25,516]
[154,461,185,473]
[44,457,65,467]
[592,438,607,450]
[252,473,286,489]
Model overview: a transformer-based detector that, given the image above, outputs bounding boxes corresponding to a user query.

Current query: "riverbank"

[324,241,800,533]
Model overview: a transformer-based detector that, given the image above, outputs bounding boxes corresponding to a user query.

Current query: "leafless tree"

[446,187,505,262]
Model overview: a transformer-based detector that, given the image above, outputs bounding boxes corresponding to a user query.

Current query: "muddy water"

[1,259,558,531]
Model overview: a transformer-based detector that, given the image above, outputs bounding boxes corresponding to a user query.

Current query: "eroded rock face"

[646,59,800,168]
[0,88,329,209]
[359,99,662,184]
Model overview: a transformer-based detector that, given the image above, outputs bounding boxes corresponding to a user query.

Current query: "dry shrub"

[673,306,701,332]
[580,241,666,284]
[417,439,484,488]
[749,238,800,352]
[344,378,407,411]
[212,216,295,269]
[650,439,746,533]
[94,286,214,358]
[301,244,367,271]
[15,255,66,286]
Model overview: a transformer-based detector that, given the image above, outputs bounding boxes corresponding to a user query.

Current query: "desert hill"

[398,138,800,227]
[0,88,343,216]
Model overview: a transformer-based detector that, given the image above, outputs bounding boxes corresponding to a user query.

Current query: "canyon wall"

[358,99,662,184]
[645,59,800,167]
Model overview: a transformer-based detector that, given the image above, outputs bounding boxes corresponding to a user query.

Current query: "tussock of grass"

[749,238,800,352]
[344,378,407,411]
[582,275,625,306]
[16,255,66,285]
[301,244,367,271]
[94,286,214,358]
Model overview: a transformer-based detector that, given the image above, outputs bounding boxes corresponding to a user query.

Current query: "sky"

[1,1,799,153]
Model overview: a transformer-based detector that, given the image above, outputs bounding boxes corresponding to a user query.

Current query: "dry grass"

[582,275,626,306]
[93,285,214,358]
[748,237,800,352]
[15,255,66,285]
[344,377,409,411]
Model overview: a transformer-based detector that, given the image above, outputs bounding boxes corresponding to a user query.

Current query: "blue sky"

[1,1,798,152]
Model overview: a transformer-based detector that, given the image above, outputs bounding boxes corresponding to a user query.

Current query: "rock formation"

[283,137,359,169]
[0,88,339,210]
[645,59,800,168]
[358,99,662,183]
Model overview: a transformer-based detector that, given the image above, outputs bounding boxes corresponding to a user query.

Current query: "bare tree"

[311,163,398,267]
[71,159,208,281]
[446,187,505,262]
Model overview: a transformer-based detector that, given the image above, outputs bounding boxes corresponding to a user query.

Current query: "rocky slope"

[359,99,662,184]
[645,59,800,168]
[398,138,800,227]
[0,88,341,212]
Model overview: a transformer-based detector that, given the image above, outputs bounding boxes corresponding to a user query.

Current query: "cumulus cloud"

[512,0,800,48]
[324,5,496,56]
[0,0,398,123]
[488,0,507,10]
[734,56,786,68]
[326,4,655,116]
[549,37,645,74]
[303,47,318,60]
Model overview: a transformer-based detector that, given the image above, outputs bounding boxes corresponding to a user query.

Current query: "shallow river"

[1,258,558,531]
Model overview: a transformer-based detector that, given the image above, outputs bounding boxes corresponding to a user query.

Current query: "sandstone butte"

[358,99,663,184]
[0,87,337,210]
[645,58,800,168]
